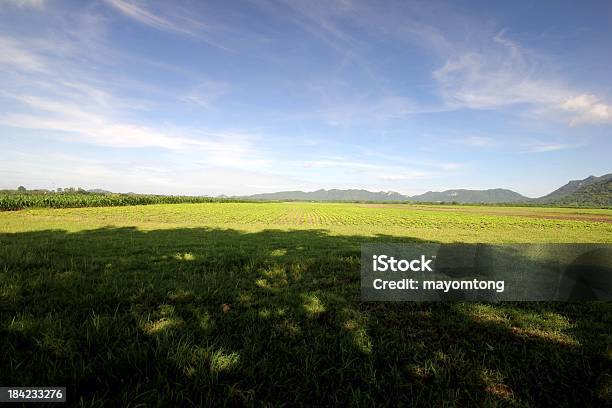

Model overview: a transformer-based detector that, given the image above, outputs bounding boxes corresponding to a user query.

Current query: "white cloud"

[3,113,187,150]
[0,150,290,195]
[433,49,561,109]
[103,0,189,34]
[433,30,612,127]
[277,3,612,128]
[521,141,582,153]
[256,0,356,50]
[1,0,44,9]
[181,81,230,110]
[0,37,47,72]
[560,94,612,126]
[0,29,267,172]
[1,95,267,170]
[102,0,228,50]
[561,94,599,111]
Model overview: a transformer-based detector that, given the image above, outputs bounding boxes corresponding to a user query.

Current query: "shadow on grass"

[0,227,610,406]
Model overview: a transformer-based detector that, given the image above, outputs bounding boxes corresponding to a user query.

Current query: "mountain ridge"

[536,173,612,203]
[245,189,407,202]
[409,188,529,204]
[240,173,612,206]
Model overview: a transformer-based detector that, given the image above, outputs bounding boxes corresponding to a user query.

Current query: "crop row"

[0,193,242,211]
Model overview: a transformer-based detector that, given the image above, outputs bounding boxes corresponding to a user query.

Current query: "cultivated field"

[1,202,611,406]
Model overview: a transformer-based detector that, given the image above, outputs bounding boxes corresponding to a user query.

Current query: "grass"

[1,202,611,406]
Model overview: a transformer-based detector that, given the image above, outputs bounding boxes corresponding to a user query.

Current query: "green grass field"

[1,202,611,406]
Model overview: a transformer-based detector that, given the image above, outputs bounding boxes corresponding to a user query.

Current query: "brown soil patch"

[358,204,612,223]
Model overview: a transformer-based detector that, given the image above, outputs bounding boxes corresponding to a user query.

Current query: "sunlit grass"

[0,202,610,406]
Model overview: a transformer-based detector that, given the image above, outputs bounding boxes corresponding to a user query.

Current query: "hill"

[242,188,530,203]
[242,174,611,207]
[546,176,612,207]
[244,189,407,201]
[537,173,612,203]
[409,188,529,204]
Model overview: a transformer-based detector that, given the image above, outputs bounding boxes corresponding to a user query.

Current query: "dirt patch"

[358,204,612,223]
[509,213,612,223]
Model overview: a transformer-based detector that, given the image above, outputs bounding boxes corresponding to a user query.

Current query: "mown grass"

[1,203,611,406]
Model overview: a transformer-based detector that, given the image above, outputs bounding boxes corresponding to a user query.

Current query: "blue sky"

[1,0,611,197]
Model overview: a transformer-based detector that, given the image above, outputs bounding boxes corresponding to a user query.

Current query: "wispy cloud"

[0,37,47,72]
[433,30,612,127]
[357,149,464,172]
[433,32,561,109]
[521,141,583,153]
[255,2,612,130]
[102,0,195,35]
[560,94,612,126]
[320,95,416,126]
[102,0,230,50]
[181,80,230,110]
[254,0,357,51]
[3,110,189,150]
[1,0,609,196]
[304,73,435,127]
[0,27,266,172]
[0,150,286,195]
[252,0,383,86]
[1,0,45,9]
[301,158,434,182]
[2,92,268,170]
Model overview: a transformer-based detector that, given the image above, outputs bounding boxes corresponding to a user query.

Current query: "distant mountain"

[536,173,612,203]
[543,175,612,207]
[409,188,529,204]
[244,189,408,201]
[8,174,611,207]
[237,173,612,207]
[242,188,528,203]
